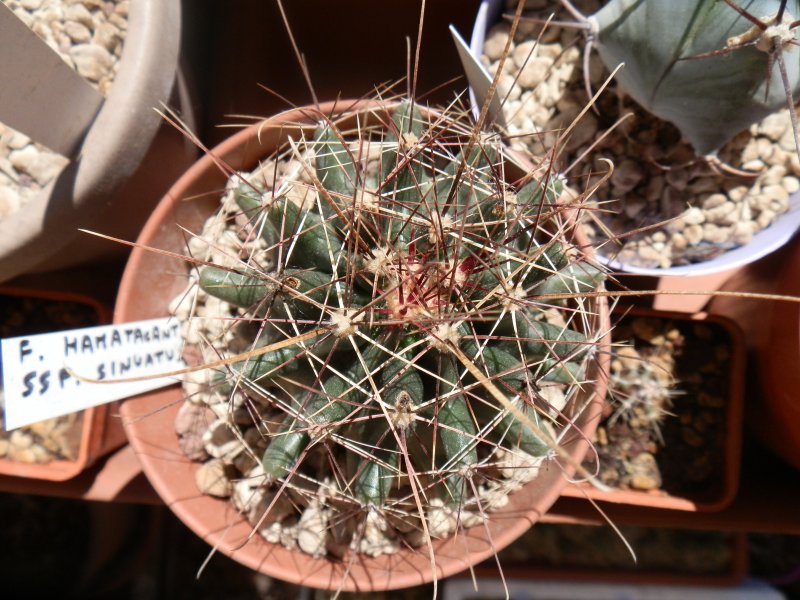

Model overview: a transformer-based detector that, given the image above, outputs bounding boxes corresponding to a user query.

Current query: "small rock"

[636,244,664,266]
[232,478,263,513]
[92,22,120,52]
[108,12,127,30]
[704,200,736,225]
[9,145,38,173]
[763,164,787,185]
[28,152,68,186]
[756,137,776,161]
[0,185,21,218]
[65,4,94,27]
[537,42,563,59]
[742,159,766,172]
[731,221,756,245]
[763,183,790,209]
[702,223,731,244]
[70,43,113,82]
[10,448,38,464]
[64,20,91,43]
[484,26,510,61]
[20,0,44,10]
[702,193,728,211]
[296,501,328,558]
[7,131,31,150]
[758,112,788,141]
[498,73,521,101]
[756,208,776,229]
[512,40,537,69]
[78,0,105,9]
[665,168,689,191]
[611,159,645,194]
[683,206,705,225]
[671,232,688,250]
[683,224,704,245]
[516,57,551,89]
[726,185,749,203]
[195,458,232,497]
[9,429,33,449]
[783,176,800,194]
[628,452,661,490]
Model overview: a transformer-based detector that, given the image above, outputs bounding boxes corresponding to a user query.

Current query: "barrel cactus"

[582,0,800,156]
[182,100,607,559]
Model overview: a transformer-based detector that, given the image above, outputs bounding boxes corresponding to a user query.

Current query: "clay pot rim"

[115,98,610,591]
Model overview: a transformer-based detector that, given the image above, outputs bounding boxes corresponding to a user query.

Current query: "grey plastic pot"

[0,0,194,282]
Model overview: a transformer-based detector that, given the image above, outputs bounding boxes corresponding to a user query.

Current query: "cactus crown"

[190,100,605,555]
[590,0,800,155]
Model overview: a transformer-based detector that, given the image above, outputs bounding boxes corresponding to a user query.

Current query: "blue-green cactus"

[589,0,800,155]
[193,100,606,540]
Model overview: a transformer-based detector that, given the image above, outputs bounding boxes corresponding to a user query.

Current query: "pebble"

[629,452,661,491]
[175,401,212,461]
[296,500,328,558]
[682,206,705,225]
[611,159,645,194]
[0,185,21,217]
[484,26,510,61]
[70,43,113,81]
[64,20,91,42]
[482,0,800,268]
[517,57,550,89]
[195,458,232,498]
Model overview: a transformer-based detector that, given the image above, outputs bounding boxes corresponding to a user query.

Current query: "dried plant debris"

[592,316,732,499]
[171,101,607,558]
[483,0,800,268]
[0,294,100,463]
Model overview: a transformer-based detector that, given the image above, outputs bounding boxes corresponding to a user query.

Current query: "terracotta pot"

[757,240,800,469]
[560,308,745,512]
[114,100,611,591]
[710,235,800,469]
[0,287,126,481]
[0,0,195,282]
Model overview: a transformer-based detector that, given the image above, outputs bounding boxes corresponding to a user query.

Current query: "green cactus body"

[436,355,479,505]
[591,0,800,154]
[192,101,605,535]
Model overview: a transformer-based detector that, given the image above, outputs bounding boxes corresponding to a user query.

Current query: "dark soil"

[589,315,734,504]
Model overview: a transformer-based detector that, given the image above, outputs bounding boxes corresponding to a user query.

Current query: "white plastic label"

[1,317,185,430]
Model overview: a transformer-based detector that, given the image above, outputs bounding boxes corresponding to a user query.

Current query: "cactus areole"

[591,0,800,155]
